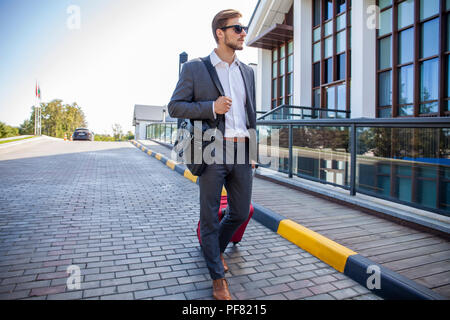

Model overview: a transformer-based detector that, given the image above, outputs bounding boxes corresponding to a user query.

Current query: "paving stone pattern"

[0,139,381,300]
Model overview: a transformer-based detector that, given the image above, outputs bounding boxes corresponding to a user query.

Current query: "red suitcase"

[197,195,254,245]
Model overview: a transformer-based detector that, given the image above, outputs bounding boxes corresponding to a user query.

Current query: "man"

[168,9,256,300]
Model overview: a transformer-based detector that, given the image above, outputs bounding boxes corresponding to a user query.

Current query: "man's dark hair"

[212,9,243,43]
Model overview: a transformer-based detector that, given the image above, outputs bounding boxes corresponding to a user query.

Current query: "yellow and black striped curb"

[130,140,444,300]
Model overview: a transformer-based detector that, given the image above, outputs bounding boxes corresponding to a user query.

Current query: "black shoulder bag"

[172,57,224,176]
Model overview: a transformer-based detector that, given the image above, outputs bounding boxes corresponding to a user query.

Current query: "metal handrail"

[257,104,351,120]
[257,117,450,127]
[256,116,450,216]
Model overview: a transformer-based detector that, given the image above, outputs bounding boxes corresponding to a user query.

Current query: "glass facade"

[271,7,294,109]
[356,126,450,213]
[272,41,294,108]
[255,122,450,216]
[377,0,450,117]
[312,0,351,118]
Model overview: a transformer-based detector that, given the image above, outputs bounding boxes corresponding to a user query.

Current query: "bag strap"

[200,56,224,128]
[200,56,225,96]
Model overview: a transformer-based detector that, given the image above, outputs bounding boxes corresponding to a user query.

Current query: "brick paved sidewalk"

[0,139,380,300]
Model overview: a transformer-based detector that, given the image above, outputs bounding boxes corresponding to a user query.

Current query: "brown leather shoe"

[212,278,232,300]
[220,254,229,273]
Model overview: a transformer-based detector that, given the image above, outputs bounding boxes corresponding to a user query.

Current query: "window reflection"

[398,65,414,105]
[421,18,439,59]
[420,58,439,103]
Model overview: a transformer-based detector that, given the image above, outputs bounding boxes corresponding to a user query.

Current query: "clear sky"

[0,0,259,135]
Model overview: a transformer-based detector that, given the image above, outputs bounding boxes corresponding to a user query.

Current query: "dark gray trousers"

[198,140,253,280]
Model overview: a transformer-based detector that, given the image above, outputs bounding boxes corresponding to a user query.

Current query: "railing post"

[350,124,357,196]
[289,124,293,178]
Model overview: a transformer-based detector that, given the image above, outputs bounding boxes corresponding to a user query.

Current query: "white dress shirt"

[210,50,249,138]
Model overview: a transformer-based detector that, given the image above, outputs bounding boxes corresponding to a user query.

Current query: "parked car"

[72,128,94,141]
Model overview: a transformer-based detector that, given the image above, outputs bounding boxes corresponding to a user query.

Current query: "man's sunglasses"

[220,25,248,34]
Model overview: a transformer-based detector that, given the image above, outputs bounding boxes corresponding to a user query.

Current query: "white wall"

[351,0,377,118]
[135,122,149,140]
[293,0,312,106]
[257,48,273,111]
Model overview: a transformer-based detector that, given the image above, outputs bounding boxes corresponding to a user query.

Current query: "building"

[132,105,175,140]
[246,0,450,118]
[245,0,450,217]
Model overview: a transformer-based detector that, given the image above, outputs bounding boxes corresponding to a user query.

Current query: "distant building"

[132,105,176,140]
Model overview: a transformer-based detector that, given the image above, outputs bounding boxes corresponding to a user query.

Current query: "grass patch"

[0,136,36,144]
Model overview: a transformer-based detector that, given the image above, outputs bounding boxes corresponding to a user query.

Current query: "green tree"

[0,122,20,138]
[19,119,34,135]
[125,131,134,140]
[28,99,87,138]
[112,123,123,141]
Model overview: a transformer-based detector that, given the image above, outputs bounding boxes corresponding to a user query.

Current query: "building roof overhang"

[247,23,293,50]
[246,0,293,49]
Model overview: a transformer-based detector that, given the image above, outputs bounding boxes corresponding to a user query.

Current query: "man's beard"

[224,35,244,51]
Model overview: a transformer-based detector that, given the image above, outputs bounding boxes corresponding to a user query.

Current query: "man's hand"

[251,160,256,169]
[214,96,232,115]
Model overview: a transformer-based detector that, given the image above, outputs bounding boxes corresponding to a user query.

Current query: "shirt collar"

[210,49,240,67]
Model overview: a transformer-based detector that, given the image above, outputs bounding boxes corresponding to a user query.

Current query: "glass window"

[314,0,321,27]
[280,45,285,58]
[399,105,414,116]
[420,58,439,102]
[379,0,392,10]
[272,63,278,77]
[379,71,392,107]
[399,65,414,104]
[398,0,414,29]
[448,55,450,98]
[337,84,346,110]
[379,36,392,69]
[272,80,277,98]
[313,63,321,87]
[280,58,285,75]
[325,37,333,58]
[325,58,333,83]
[272,49,277,62]
[337,53,346,80]
[399,28,414,64]
[337,30,346,53]
[325,0,333,21]
[288,41,293,54]
[421,18,439,58]
[325,21,333,36]
[314,27,321,42]
[379,8,392,36]
[287,73,293,95]
[314,89,321,108]
[448,13,450,51]
[337,0,346,14]
[420,102,439,114]
[379,108,392,118]
[420,0,439,20]
[447,0,450,10]
[327,86,336,109]
[337,13,346,31]
[280,76,285,99]
[313,42,321,63]
[288,55,293,72]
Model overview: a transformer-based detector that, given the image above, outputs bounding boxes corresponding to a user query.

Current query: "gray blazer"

[167,56,256,138]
